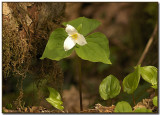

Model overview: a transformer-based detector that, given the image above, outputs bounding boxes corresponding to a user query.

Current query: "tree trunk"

[2,2,65,108]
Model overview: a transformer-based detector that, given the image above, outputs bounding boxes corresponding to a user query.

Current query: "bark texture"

[3,2,65,108]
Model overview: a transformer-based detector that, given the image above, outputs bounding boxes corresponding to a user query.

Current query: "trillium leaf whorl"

[41,17,111,64]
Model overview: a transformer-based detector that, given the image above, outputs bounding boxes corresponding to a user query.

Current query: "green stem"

[76,56,83,111]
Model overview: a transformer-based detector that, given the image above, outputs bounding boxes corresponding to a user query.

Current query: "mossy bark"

[3,2,65,108]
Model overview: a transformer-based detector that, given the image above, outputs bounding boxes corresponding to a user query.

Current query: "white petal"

[75,34,87,46]
[65,24,78,35]
[64,36,76,51]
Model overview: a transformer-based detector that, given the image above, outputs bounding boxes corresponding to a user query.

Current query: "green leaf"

[134,107,152,112]
[63,17,101,36]
[47,87,61,100]
[5,103,12,109]
[46,87,64,110]
[123,65,141,94]
[140,66,157,86]
[46,98,64,110]
[40,28,73,61]
[99,75,121,100]
[75,32,111,64]
[153,96,157,106]
[114,101,132,112]
[151,85,157,89]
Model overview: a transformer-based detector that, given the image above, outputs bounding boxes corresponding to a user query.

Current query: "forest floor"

[3,98,158,113]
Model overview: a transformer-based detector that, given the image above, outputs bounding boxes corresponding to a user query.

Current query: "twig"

[137,24,158,65]
[133,24,158,106]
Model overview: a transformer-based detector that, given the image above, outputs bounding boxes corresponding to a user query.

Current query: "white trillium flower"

[64,24,87,51]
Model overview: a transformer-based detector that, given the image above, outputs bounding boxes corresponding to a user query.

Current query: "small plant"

[40,17,111,64]
[99,65,158,113]
[46,87,64,110]
[41,17,111,111]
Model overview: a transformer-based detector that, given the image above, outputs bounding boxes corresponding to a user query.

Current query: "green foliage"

[140,66,157,88]
[134,107,152,112]
[41,17,111,64]
[98,65,158,113]
[46,87,64,110]
[151,85,157,89]
[5,103,12,109]
[153,96,157,107]
[75,32,111,64]
[123,65,141,94]
[40,28,73,61]
[114,101,132,112]
[63,17,101,36]
[77,24,82,33]
[99,75,121,100]
[119,82,150,106]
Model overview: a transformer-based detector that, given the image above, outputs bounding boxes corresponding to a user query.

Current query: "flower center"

[71,33,78,39]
